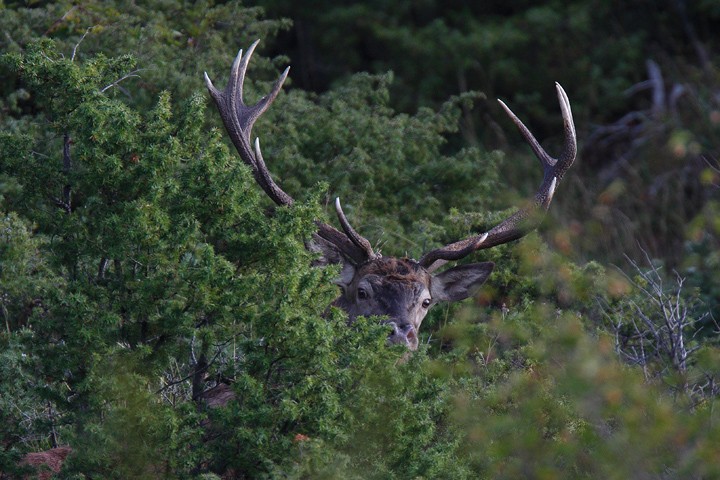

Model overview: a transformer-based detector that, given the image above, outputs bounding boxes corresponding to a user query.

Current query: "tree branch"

[62,134,72,213]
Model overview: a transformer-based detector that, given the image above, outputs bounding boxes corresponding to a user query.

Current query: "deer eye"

[422,298,431,309]
[357,288,369,300]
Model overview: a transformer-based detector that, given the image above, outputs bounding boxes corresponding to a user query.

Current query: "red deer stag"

[204,41,577,350]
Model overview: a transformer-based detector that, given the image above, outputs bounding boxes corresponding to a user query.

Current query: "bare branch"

[606,248,715,402]
[71,27,94,62]
[100,69,143,93]
[62,134,72,213]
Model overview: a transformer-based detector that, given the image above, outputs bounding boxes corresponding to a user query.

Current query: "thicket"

[0,1,719,478]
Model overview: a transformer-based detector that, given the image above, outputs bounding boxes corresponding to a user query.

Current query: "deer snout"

[386,321,418,350]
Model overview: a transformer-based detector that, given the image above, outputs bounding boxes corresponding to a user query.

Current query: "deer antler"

[418,83,577,272]
[204,41,293,206]
[205,41,377,265]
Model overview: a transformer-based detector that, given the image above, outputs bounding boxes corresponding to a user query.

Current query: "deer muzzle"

[386,321,419,350]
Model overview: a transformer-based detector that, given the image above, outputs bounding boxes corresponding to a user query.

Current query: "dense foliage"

[1,1,719,479]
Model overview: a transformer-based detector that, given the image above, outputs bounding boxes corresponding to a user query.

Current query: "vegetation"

[0,1,718,478]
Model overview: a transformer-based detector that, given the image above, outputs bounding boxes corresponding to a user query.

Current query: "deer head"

[204,41,576,350]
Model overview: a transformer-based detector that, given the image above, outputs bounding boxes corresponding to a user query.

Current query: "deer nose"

[386,321,418,350]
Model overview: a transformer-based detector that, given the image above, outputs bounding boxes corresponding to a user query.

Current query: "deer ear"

[431,262,494,302]
[308,235,356,286]
[308,235,344,266]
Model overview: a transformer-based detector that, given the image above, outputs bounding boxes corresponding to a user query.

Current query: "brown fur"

[20,446,72,480]
[359,258,430,283]
[200,383,235,409]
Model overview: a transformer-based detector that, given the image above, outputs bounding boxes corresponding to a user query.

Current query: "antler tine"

[230,40,258,106]
[555,82,577,175]
[497,99,555,167]
[335,198,376,260]
[419,84,577,273]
